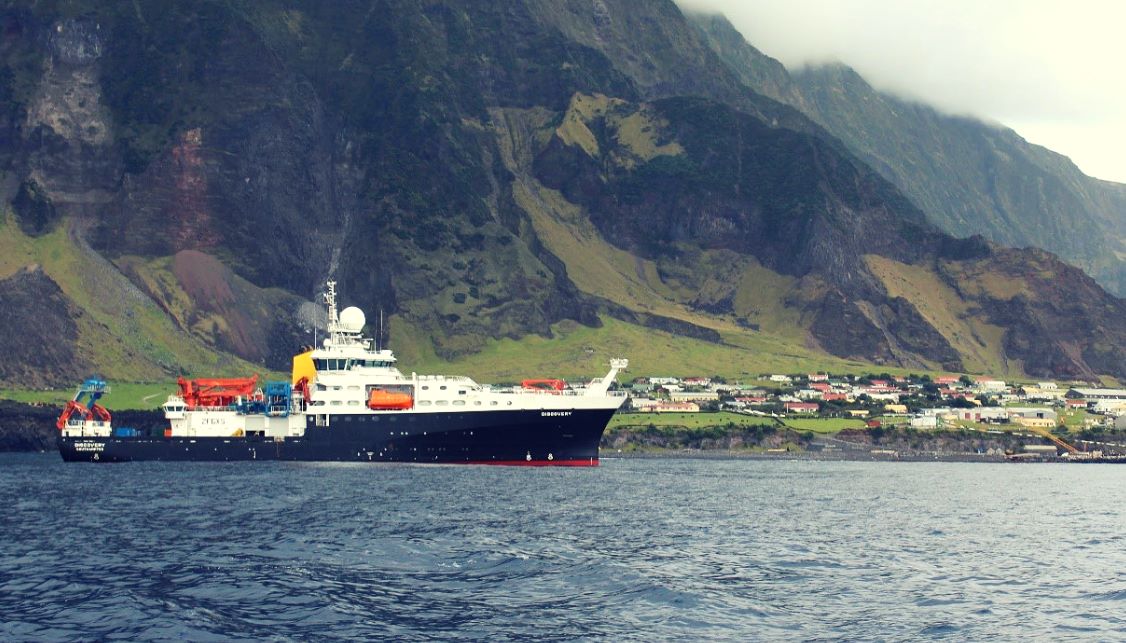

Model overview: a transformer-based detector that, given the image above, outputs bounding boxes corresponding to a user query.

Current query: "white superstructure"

[163,280,628,437]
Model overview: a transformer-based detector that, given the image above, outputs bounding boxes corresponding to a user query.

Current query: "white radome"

[339,306,366,332]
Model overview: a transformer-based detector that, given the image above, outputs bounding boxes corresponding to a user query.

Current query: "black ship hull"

[58,408,616,465]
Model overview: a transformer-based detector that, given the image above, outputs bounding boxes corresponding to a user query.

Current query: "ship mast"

[324,280,342,346]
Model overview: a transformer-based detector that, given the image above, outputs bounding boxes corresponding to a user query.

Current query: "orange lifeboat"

[368,388,413,410]
[521,379,565,393]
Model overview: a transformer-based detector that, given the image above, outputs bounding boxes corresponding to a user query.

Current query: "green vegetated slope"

[0,0,1123,392]
[3,382,172,410]
[0,211,263,388]
[391,315,879,384]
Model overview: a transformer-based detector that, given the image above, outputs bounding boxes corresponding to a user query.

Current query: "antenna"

[378,308,384,352]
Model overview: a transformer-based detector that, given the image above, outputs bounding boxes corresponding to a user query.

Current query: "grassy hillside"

[864,255,1015,376]
[2,381,172,410]
[391,314,916,383]
[0,210,266,386]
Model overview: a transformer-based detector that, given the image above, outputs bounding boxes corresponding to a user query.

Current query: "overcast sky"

[679,0,1126,184]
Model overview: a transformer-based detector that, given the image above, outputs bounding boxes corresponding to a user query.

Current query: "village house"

[1020,385,1065,402]
[1013,416,1056,429]
[669,390,720,403]
[1091,400,1126,416]
[910,415,939,429]
[784,402,819,414]
[974,378,1008,393]
[735,396,769,405]
[1068,388,1126,401]
[655,402,699,413]
[769,374,793,383]
[955,408,1009,423]
[1006,407,1058,423]
[630,398,661,412]
[858,390,901,402]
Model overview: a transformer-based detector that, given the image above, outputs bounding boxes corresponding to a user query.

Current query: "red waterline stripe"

[465,459,599,467]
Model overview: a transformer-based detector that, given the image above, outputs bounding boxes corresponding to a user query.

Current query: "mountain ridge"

[690,12,1126,297]
[0,0,1122,388]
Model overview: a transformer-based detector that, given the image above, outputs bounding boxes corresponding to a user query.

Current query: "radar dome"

[338,306,366,332]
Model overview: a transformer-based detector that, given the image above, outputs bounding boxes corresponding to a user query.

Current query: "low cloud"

[679,0,1126,182]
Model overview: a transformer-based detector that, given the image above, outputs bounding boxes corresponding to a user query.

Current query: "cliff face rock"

[936,248,1126,380]
[0,267,89,387]
[14,18,119,231]
[0,1,1122,383]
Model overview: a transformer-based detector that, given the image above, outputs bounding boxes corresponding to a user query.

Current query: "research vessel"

[57,281,628,465]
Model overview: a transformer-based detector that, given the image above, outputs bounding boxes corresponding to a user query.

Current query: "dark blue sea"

[3,453,1126,640]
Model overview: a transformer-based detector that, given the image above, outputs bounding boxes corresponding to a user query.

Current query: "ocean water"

[3,454,1126,641]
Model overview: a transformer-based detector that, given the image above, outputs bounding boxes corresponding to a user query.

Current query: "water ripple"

[4,454,1126,639]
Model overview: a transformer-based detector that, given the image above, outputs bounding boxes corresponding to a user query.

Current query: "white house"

[910,415,939,429]
[669,391,719,403]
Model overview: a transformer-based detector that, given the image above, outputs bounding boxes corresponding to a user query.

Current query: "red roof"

[736,396,768,404]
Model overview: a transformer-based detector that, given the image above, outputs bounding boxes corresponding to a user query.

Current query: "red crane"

[521,378,566,392]
[177,375,259,409]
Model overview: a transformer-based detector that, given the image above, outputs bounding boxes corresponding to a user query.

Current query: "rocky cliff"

[0,1,1122,387]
